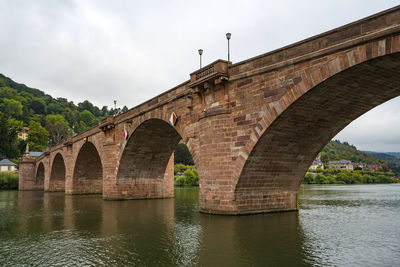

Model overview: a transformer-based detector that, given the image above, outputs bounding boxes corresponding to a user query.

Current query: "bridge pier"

[18,157,41,190]
[103,150,175,201]
[101,121,175,200]
[196,111,299,215]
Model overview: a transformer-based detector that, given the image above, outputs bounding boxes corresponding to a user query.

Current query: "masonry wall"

[18,159,38,190]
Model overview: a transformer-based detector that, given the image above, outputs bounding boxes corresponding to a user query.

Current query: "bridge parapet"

[189,60,230,90]
[99,116,115,132]
[63,136,73,147]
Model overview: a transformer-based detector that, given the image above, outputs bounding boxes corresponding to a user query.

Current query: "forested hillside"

[320,140,383,165]
[0,73,128,161]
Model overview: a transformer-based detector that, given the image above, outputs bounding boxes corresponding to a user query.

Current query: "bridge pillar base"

[18,157,43,191]
[199,190,299,215]
[199,208,298,216]
[103,153,175,200]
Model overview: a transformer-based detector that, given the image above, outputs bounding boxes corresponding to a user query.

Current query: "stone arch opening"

[49,153,66,191]
[36,162,45,186]
[116,119,183,199]
[72,142,103,194]
[234,52,400,213]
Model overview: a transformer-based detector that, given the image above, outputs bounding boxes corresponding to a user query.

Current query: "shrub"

[174,163,187,175]
[0,172,19,190]
[184,169,198,186]
[303,173,315,184]
[315,174,329,184]
[174,164,199,186]
[174,176,185,186]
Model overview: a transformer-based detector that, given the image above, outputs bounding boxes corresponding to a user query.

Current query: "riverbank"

[304,169,398,184]
[0,172,18,190]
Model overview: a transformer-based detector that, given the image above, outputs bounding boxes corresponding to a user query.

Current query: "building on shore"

[309,154,324,170]
[352,162,366,170]
[17,127,29,140]
[367,164,381,171]
[0,159,17,172]
[329,160,354,170]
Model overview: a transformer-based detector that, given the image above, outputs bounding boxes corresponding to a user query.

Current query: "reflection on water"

[1,185,399,266]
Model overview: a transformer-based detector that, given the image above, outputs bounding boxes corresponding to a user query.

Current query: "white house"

[0,159,17,172]
[309,154,324,170]
[329,160,354,170]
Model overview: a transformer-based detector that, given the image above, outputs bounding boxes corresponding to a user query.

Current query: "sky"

[0,0,399,152]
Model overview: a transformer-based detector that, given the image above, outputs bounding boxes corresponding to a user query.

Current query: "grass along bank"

[0,172,18,189]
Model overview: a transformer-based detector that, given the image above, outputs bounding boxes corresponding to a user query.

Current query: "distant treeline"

[304,169,397,184]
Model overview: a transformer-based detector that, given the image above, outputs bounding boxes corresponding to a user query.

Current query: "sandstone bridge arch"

[113,118,188,199]
[35,162,45,187]
[48,153,66,192]
[70,141,103,194]
[18,6,400,215]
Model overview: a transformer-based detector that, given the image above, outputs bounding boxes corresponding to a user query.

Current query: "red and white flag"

[170,112,177,126]
[124,125,128,140]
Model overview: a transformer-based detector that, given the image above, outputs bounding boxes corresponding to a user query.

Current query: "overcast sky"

[0,0,399,152]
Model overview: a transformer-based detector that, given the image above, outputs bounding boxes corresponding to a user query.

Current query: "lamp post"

[198,49,203,68]
[226,32,231,62]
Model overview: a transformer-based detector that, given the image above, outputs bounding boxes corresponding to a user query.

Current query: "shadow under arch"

[49,153,66,192]
[72,141,103,194]
[234,52,400,213]
[115,118,184,199]
[36,162,45,186]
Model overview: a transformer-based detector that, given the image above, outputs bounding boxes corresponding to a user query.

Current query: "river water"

[1,184,399,266]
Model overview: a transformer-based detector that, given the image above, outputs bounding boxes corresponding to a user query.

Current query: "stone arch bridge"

[19,6,400,215]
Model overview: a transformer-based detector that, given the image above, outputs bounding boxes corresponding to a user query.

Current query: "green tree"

[30,98,46,114]
[7,118,23,131]
[0,86,18,98]
[1,98,23,117]
[183,168,199,186]
[381,162,390,172]
[47,102,64,114]
[45,114,71,145]
[320,152,330,163]
[303,173,315,184]
[27,120,49,151]
[0,112,19,159]
[78,100,94,114]
[80,110,95,127]
[315,173,329,184]
[101,106,109,116]
[174,143,194,165]
[174,163,188,175]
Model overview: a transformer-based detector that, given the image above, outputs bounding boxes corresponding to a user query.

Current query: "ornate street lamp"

[226,33,231,62]
[198,49,203,68]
